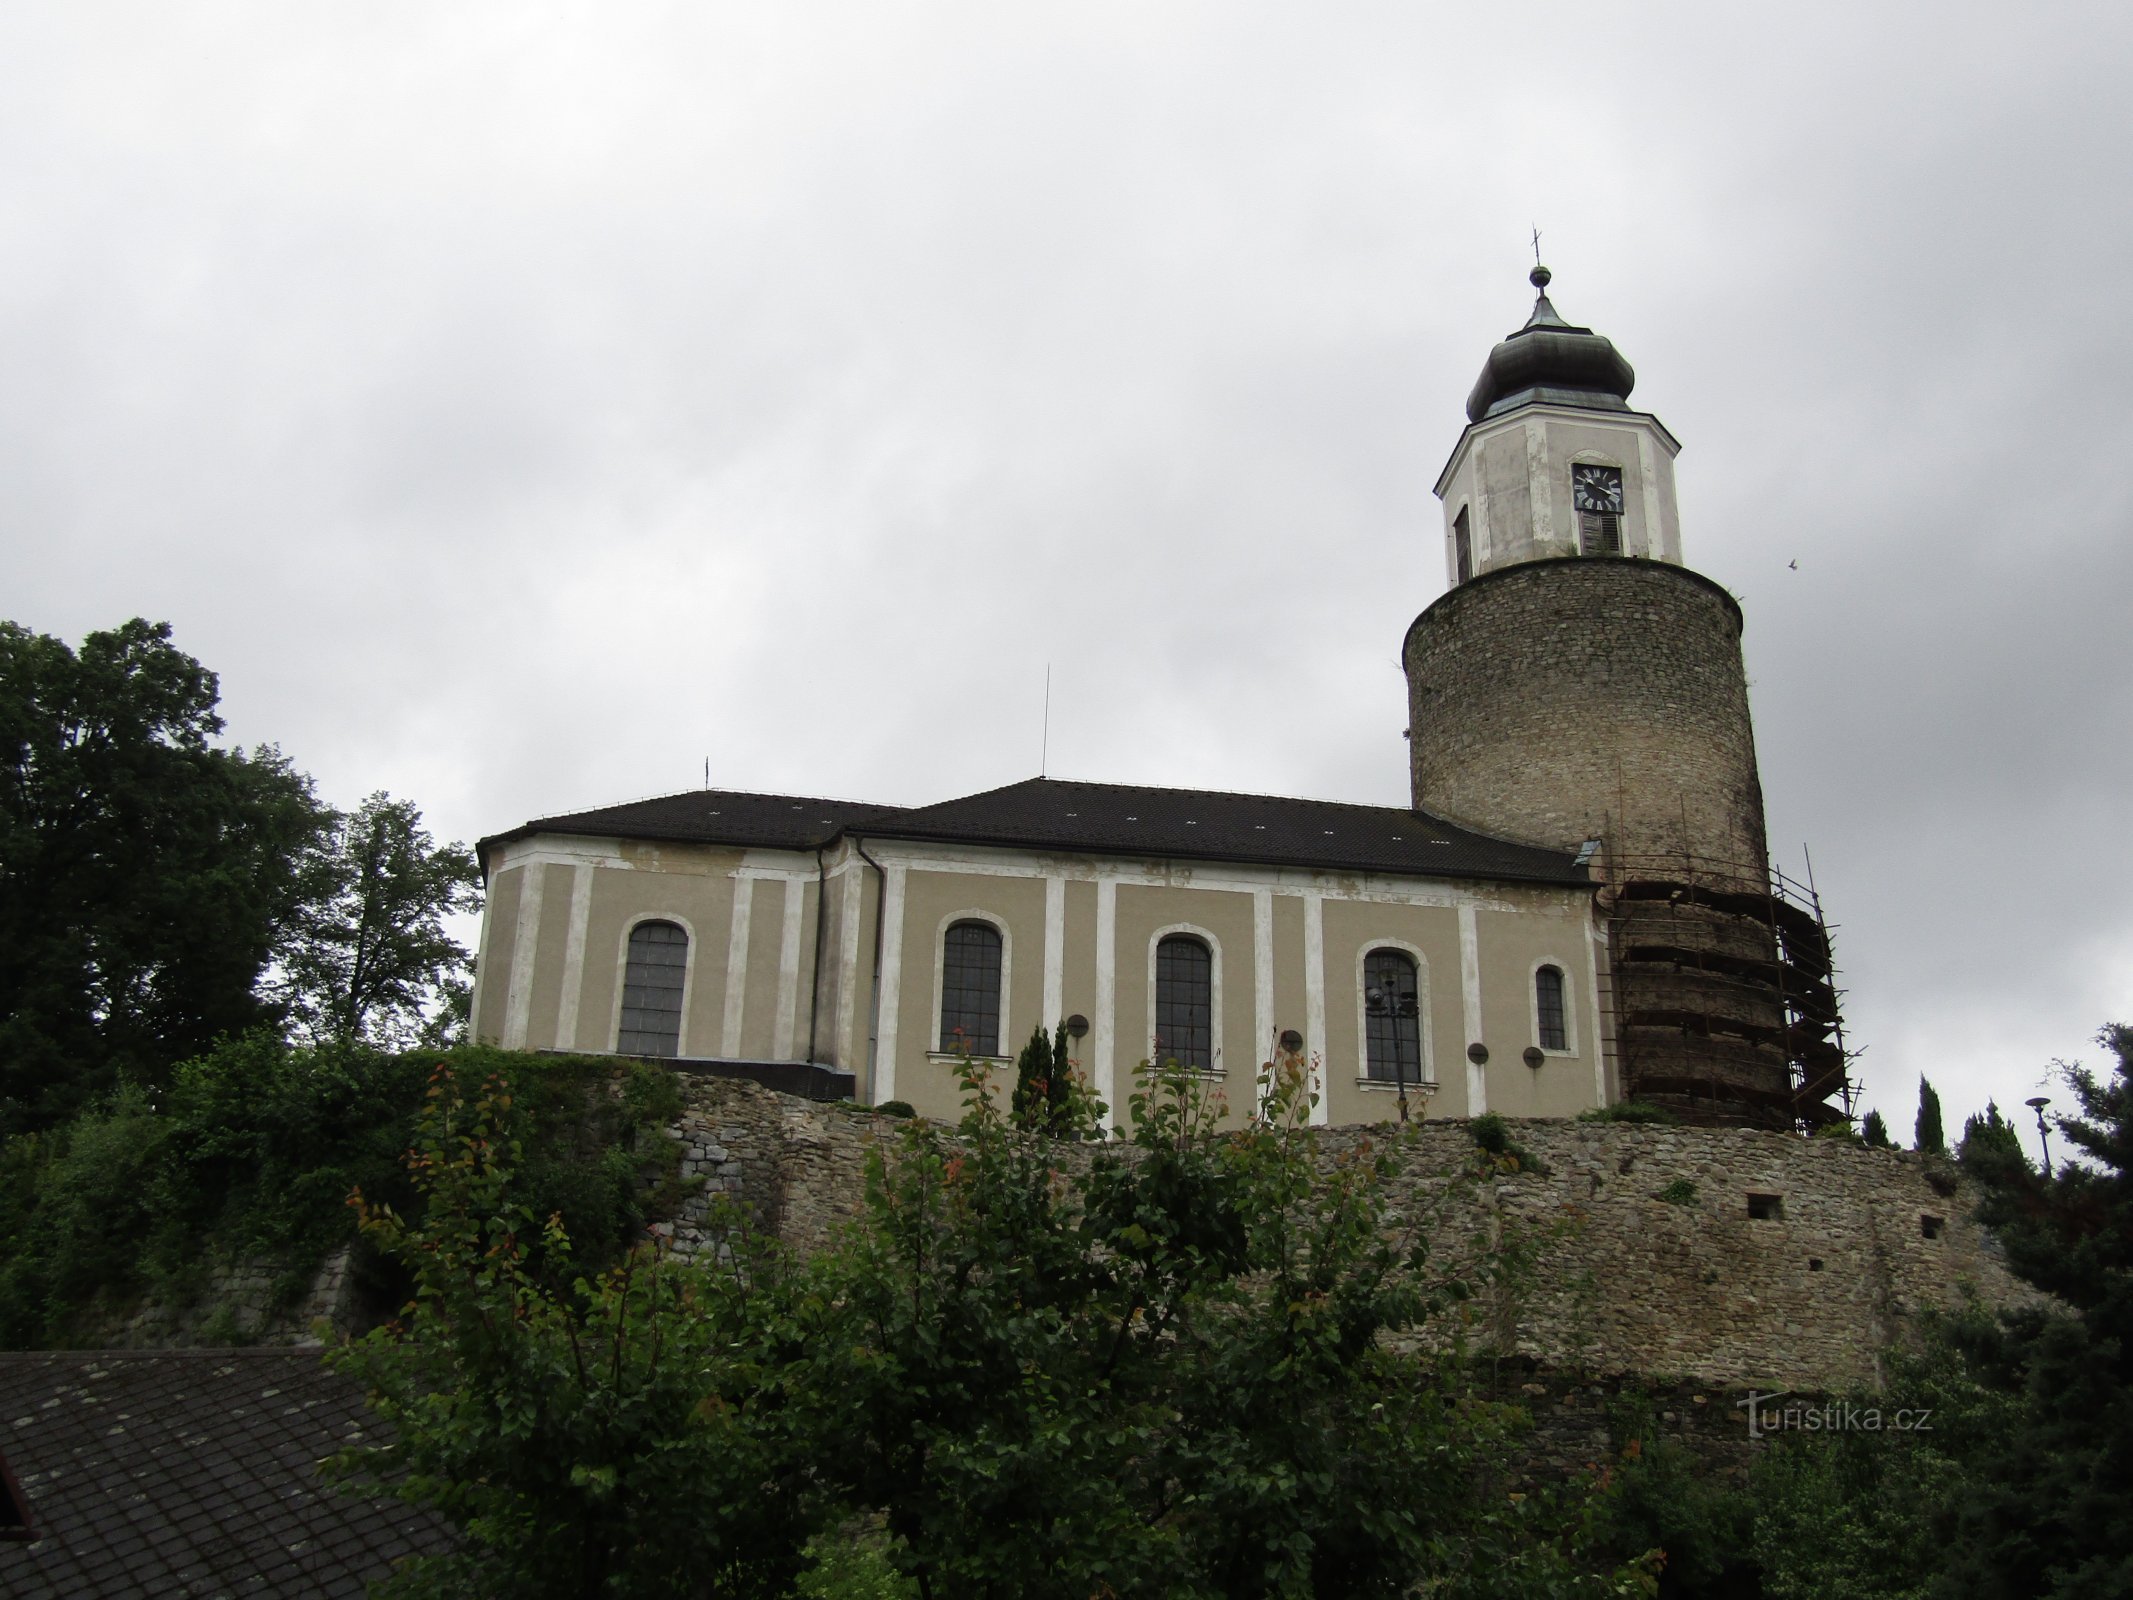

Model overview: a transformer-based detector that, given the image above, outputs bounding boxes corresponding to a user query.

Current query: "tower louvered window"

[1364,948,1424,1083]
[1155,934,1214,1070]
[1535,964,1568,1052]
[1454,507,1473,581]
[940,920,1003,1055]
[618,920,688,1057]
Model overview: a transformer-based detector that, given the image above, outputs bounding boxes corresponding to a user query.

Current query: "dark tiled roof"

[489,778,1588,887]
[481,788,905,863]
[0,1349,453,1600]
[873,778,1588,884]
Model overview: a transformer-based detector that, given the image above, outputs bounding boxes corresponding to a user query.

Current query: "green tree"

[330,1065,817,1600]
[0,618,327,1131]
[1862,1108,1893,1148]
[1956,1101,2024,1169]
[268,792,482,1048]
[1915,1076,1946,1156]
[1932,1024,2133,1597]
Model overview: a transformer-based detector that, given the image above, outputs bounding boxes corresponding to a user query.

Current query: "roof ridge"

[914,774,1454,818]
[538,783,905,818]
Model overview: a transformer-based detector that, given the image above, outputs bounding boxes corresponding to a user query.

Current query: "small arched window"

[1535,964,1569,1052]
[1454,506,1473,582]
[1364,949,1423,1083]
[940,920,1003,1056]
[1155,934,1213,1070]
[618,920,688,1057]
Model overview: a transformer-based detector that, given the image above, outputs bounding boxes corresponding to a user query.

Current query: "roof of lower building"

[0,1349,453,1600]
[488,776,1590,887]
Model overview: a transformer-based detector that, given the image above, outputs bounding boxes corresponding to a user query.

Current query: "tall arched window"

[1363,948,1423,1083]
[618,920,688,1057]
[1155,934,1213,1070]
[940,920,1003,1055]
[1535,964,1569,1052]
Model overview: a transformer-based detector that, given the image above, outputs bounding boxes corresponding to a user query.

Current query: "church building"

[472,269,1849,1133]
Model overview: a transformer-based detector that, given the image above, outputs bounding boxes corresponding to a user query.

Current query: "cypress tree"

[1861,1108,1892,1148]
[1915,1075,1946,1155]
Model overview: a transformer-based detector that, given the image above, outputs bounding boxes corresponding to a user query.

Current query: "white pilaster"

[1303,889,1327,1126]
[720,875,754,1058]
[1460,903,1485,1114]
[1042,875,1066,1029]
[1094,877,1117,1126]
[502,865,546,1050]
[774,876,805,1060]
[875,862,908,1104]
[553,864,593,1051]
[1252,888,1274,1106]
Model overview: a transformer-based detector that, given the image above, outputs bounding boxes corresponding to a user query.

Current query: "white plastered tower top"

[1434,267,1684,585]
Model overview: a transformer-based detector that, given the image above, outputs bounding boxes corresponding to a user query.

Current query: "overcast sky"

[4,3,2128,1150]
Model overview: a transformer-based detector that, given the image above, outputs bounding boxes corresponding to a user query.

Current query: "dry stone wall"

[660,1076,2035,1395]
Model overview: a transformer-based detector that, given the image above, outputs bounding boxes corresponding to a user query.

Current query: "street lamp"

[1365,977,1420,1123]
[2025,1095,2054,1176]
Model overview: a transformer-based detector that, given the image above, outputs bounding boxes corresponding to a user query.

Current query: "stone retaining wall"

[657,1075,2035,1394]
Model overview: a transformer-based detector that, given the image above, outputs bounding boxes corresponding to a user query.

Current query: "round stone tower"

[1406,268,1842,1131]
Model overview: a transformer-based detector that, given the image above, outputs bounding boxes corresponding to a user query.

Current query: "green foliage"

[1862,1108,1894,1148]
[0,1042,683,1348]
[1591,1398,1752,1595]
[1915,1076,1946,1155]
[871,1100,916,1120]
[1654,1178,1699,1207]
[1929,1023,2133,1596]
[793,1522,919,1600]
[1007,1019,1086,1136]
[1472,1111,1549,1176]
[0,618,330,1133]
[330,1066,813,1600]
[0,1088,172,1343]
[267,792,482,1049]
[1576,1101,1681,1126]
[342,1048,1653,1598]
[1955,1100,2024,1170]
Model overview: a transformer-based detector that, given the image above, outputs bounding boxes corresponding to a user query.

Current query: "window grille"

[1155,934,1214,1070]
[618,921,688,1057]
[940,920,1003,1055]
[1535,964,1568,1052]
[1364,948,1424,1083]
[1454,507,1473,582]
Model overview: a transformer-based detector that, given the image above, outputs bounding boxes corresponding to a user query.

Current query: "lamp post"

[1366,977,1419,1123]
[2025,1095,2053,1176]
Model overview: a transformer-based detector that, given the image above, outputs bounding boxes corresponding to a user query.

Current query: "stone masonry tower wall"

[1405,555,1815,1128]
[1403,554,1769,870]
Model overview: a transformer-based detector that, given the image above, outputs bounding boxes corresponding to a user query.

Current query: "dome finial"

[1529,262,1552,291]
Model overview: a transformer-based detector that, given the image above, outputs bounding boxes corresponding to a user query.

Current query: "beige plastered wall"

[474,831,1609,1132]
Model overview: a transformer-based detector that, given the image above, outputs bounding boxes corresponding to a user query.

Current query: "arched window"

[1364,948,1423,1083]
[1454,506,1473,582]
[1154,934,1213,1070]
[940,920,1003,1055]
[1535,964,1569,1052]
[618,920,688,1057]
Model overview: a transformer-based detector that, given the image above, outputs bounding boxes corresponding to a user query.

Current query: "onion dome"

[1464,266,1637,423]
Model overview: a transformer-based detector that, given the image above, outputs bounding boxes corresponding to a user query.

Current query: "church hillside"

[473,267,1850,1135]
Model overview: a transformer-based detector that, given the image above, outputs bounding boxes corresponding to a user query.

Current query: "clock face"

[1572,464,1624,513]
